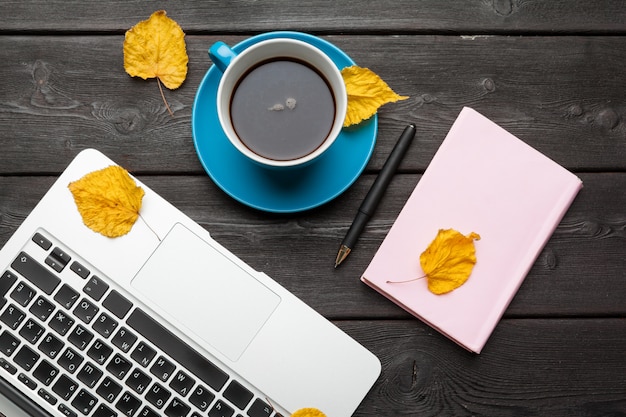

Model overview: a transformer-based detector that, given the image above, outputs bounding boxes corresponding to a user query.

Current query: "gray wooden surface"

[0,1,625,416]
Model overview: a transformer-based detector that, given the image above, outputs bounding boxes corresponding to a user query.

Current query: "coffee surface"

[230,58,336,161]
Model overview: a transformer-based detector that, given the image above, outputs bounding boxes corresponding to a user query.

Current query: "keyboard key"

[209,400,234,417]
[247,398,273,417]
[139,406,160,417]
[58,347,84,374]
[127,308,229,391]
[33,359,59,385]
[38,388,58,405]
[115,391,142,417]
[19,318,45,344]
[74,298,99,324]
[59,403,78,417]
[189,384,214,412]
[11,252,61,295]
[169,370,195,396]
[223,380,253,410]
[71,389,98,415]
[93,404,117,417]
[46,247,71,273]
[32,232,52,250]
[102,290,132,319]
[88,339,113,365]
[0,357,18,374]
[131,341,156,368]
[29,295,55,321]
[68,324,94,350]
[112,327,137,352]
[55,284,80,310]
[0,330,21,355]
[49,310,75,335]
[97,376,122,403]
[93,312,118,338]
[18,372,37,390]
[164,397,191,417]
[0,303,26,329]
[126,368,151,394]
[0,271,17,296]
[145,382,171,409]
[10,281,36,306]
[14,345,40,371]
[38,332,64,359]
[0,272,16,296]
[83,275,109,301]
[53,374,79,401]
[70,261,90,279]
[150,355,175,381]
[77,361,103,388]
[106,353,132,379]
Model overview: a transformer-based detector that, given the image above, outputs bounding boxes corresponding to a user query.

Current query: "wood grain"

[341,319,626,416]
[0,1,624,33]
[0,36,624,174]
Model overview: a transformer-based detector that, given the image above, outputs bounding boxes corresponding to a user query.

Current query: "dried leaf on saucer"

[68,166,145,238]
[123,10,188,114]
[341,65,408,127]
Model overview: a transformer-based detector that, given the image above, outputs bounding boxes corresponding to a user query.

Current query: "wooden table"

[1,2,625,416]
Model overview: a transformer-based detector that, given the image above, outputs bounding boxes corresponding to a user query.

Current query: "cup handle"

[209,42,237,73]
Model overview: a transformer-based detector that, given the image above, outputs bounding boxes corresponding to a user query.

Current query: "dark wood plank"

[1,172,624,318]
[342,319,626,416]
[0,1,624,34]
[0,35,624,174]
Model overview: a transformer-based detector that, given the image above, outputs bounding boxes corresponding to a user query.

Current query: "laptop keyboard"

[0,231,281,417]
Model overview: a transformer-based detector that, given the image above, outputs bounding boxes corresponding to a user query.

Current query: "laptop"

[0,149,381,417]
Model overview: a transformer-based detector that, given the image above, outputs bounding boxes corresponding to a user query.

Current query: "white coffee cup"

[209,38,347,168]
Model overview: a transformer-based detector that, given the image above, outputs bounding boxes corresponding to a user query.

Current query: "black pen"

[335,123,416,267]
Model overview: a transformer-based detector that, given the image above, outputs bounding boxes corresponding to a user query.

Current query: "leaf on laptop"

[123,10,188,116]
[68,166,145,238]
[387,228,480,295]
[291,408,326,417]
[341,65,408,127]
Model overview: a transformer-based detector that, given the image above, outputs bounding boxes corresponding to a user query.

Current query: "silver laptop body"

[0,149,380,417]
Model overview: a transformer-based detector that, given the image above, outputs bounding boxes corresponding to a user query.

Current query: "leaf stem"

[157,78,174,116]
[386,275,427,284]
[138,213,161,242]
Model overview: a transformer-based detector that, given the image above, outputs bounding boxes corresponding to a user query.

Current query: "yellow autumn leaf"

[291,408,326,417]
[123,10,188,89]
[420,229,481,295]
[68,166,145,238]
[341,66,409,127]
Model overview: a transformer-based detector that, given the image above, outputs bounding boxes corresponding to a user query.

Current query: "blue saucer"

[192,31,377,213]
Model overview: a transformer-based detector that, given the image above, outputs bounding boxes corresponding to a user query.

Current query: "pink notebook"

[361,107,582,353]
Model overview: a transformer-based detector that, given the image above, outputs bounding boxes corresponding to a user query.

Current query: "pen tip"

[334,245,351,268]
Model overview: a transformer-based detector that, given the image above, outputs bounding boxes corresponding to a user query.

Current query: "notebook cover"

[360,107,583,353]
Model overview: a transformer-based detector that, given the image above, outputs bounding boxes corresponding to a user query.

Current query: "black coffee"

[230,58,336,161]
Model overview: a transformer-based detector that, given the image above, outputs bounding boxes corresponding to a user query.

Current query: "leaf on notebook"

[291,408,326,417]
[341,65,408,127]
[123,10,188,115]
[386,228,480,294]
[420,229,481,295]
[68,166,145,238]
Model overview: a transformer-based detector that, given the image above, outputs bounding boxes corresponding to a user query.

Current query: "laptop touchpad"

[131,223,280,361]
